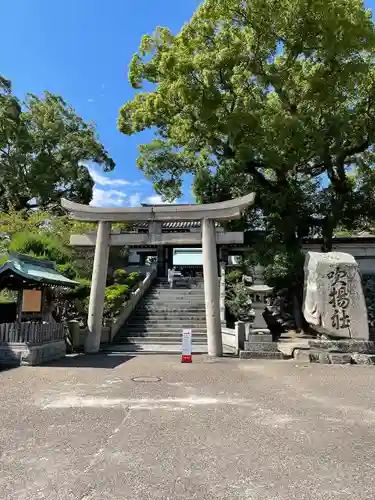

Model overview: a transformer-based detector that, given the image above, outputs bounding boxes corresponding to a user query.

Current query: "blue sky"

[1,0,201,207]
[2,1,375,207]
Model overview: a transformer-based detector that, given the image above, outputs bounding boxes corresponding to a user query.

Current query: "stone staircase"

[109,278,208,353]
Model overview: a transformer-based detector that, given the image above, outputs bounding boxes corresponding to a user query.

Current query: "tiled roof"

[133,221,202,230]
[0,253,78,289]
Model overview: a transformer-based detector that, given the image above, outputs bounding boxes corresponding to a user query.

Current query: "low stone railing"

[222,321,245,355]
[110,269,157,340]
[0,322,66,367]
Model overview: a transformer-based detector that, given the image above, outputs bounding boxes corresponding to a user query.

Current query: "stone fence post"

[235,321,245,351]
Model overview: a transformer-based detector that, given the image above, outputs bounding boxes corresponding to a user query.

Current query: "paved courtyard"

[1,355,375,499]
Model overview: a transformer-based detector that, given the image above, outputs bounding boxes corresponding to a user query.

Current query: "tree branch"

[339,137,370,161]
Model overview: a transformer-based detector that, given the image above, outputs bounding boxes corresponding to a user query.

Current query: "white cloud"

[87,98,94,103]
[144,195,175,205]
[129,193,141,207]
[88,166,134,187]
[90,187,127,207]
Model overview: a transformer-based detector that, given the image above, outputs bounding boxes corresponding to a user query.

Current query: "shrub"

[113,268,128,284]
[112,269,141,289]
[104,284,129,316]
[226,269,244,286]
[57,262,77,280]
[71,279,91,300]
[126,271,141,288]
[9,232,71,264]
[226,282,254,322]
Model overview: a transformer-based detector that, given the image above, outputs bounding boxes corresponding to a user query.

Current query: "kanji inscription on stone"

[327,267,351,330]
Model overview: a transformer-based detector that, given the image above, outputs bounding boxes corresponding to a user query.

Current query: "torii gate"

[61,193,255,357]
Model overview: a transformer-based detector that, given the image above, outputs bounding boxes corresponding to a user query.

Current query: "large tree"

[0,80,114,212]
[118,0,375,251]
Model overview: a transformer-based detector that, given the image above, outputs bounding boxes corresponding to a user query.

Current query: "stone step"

[134,309,206,318]
[121,327,207,334]
[141,302,205,308]
[129,320,206,326]
[125,337,207,344]
[121,331,207,338]
[150,288,205,292]
[128,318,207,325]
[132,311,206,317]
[244,341,279,353]
[143,296,205,301]
[149,292,205,295]
[126,325,207,331]
[105,344,209,354]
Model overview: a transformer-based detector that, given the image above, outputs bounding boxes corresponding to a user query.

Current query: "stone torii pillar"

[86,221,111,353]
[202,218,222,356]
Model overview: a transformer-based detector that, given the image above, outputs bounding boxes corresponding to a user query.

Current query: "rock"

[303,252,369,340]
[351,353,375,365]
[293,349,311,361]
[308,339,375,354]
[239,351,284,360]
[328,353,352,364]
[248,334,273,343]
[309,352,331,364]
[244,341,279,352]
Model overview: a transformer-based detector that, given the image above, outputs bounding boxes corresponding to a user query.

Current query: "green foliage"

[126,271,141,288]
[0,289,16,304]
[0,88,115,212]
[63,279,91,300]
[263,250,305,292]
[226,282,254,322]
[9,232,70,264]
[57,262,78,280]
[113,268,128,284]
[104,284,130,316]
[112,268,141,289]
[119,0,375,251]
[226,269,243,285]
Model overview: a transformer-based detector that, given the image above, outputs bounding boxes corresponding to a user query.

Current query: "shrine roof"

[0,253,78,290]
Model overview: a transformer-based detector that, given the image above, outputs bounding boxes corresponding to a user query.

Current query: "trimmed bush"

[113,268,128,284]
[104,284,130,316]
[226,269,243,285]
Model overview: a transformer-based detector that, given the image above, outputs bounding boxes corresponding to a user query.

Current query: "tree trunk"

[292,294,304,333]
[322,220,334,252]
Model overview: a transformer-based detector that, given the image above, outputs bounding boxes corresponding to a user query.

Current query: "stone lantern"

[248,265,273,334]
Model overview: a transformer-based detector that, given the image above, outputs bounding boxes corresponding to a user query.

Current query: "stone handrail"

[220,264,226,325]
[222,322,245,355]
[110,269,157,339]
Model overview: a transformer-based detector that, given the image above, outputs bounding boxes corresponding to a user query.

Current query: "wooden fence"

[0,322,65,344]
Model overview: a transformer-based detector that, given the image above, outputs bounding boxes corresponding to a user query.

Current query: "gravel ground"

[1,354,375,499]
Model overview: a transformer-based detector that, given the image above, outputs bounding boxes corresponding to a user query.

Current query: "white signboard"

[181,329,192,363]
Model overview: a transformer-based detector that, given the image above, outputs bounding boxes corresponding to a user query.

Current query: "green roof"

[0,253,78,289]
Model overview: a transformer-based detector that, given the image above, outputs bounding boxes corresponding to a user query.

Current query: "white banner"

[181,329,192,363]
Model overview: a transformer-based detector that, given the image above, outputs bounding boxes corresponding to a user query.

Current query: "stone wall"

[0,340,66,367]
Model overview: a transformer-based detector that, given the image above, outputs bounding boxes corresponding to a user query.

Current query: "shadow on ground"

[0,365,18,373]
[42,353,136,369]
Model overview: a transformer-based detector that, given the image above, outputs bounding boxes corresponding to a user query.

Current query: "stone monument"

[303,251,369,340]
